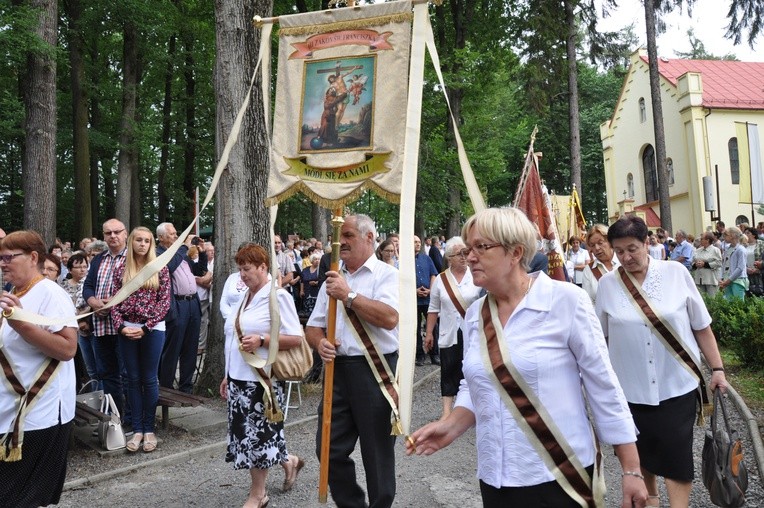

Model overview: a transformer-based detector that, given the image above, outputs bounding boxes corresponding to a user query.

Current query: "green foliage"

[704,293,764,369]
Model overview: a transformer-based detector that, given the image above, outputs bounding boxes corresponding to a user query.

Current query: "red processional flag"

[513,130,568,282]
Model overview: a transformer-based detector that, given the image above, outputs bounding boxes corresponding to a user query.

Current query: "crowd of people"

[0,210,744,507]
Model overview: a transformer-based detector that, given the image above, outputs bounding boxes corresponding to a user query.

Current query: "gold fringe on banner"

[264,180,401,208]
[279,12,412,37]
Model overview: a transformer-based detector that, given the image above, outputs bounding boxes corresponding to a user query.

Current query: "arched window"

[642,145,658,202]
[729,138,740,184]
[667,158,675,185]
[627,173,635,197]
[639,98,647,123]
[736,214,749,226]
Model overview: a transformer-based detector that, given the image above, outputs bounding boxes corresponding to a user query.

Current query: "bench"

[74,401,111,427]
[157,386,206,430]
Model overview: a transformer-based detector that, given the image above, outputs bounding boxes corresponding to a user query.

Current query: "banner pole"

[318,210,344,503]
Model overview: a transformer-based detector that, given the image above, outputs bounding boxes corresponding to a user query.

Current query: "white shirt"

[427,268,481,348]
[0,279,78,432]
[648,244,665,260]
[581,256,620,305]
[566,248,590,284]
[595,258,710,405]
[455,272,636,488]
[307,255,399,356]
[220,271,247,324]
[223,284,303,382]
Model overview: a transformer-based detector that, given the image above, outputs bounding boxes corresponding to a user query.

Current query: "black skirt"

[0,421,72,508]
[439,330,464,397]
[629,389,697,481]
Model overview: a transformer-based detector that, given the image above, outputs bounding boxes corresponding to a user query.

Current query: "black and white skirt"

[225,378,288,470]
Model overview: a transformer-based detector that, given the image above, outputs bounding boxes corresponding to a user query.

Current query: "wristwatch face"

[346,292,357,307]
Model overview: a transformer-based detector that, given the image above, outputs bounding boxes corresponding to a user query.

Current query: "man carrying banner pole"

[306,214,401,508]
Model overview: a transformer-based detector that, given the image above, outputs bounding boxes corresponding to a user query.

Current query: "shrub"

[704,293,764,369]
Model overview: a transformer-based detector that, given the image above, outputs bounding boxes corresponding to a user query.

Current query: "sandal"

[143,433,157,453]
[126,433,143,453]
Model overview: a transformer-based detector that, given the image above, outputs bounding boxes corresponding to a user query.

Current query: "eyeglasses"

[459,243,503,257]
[103,229,125,237]
[0,252,25,264]
[382,249,395,254]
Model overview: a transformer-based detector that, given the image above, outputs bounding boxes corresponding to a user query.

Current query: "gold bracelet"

[2,308,14,319]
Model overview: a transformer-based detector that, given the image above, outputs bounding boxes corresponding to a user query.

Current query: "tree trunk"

[644,0,672,232]
[22,0,58,244]
[201,0,273,393]
[311,204,330,243]
[157,34,176,225]
[65,0,93,242]
[182,36,197,226]
[565,0,582,198]
[115,20,138,228]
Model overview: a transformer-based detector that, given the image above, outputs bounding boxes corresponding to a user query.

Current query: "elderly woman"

[720,226,748,300]
[581,224,620,304]
[0,231,78,507]
[407,208,646,507]
[744,227,764,296]
[595,215,728,507]
[219,244,305,508]
[300,252,322,316]
[111,227,171,453]
[42,253,62,281]
[424,237,481,419]
[692,232,722,296]
[565,236,589,286]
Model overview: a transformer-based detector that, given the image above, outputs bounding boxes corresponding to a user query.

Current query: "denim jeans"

[93,334,128,418]
[78,334,102,391]
[120,329,165,433]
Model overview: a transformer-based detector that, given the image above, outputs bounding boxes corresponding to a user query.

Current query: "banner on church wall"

[266,1,413,208]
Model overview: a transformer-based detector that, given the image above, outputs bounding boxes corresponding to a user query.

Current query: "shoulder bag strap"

[479,296,599,508]
[615,266,710,423]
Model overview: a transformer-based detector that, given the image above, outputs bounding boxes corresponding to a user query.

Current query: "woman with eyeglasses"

[42,253,62,282]
[110,227,171,453]
[407,208,646,507]
[581,224,620,305]
[0,230,78,507]
[424,237,481,419]
[376,238,397,267]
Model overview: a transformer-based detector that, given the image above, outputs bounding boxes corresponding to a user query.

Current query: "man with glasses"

[156,223,200,393]
[83,219,130,422]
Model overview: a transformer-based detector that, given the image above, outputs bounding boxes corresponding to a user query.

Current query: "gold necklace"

[12,274,44,299]
[524,277,533,295]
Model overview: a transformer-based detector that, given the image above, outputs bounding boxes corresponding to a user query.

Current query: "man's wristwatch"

[345,291,358,309]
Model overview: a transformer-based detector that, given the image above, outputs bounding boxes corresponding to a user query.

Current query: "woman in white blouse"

[581,224,620,304]
[424,237,481,419]
[219,243,305,508]
[0,231,78,506]
[596,215,728,508]
[407,207,646,507]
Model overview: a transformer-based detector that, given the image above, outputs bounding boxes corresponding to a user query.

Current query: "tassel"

[264,398,284,424]
[6,446,21,462]
[390,417,403,436]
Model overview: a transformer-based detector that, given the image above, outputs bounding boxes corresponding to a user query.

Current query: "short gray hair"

[157,222,173,238]
[85,240,107,254]
[445,236,465,256]
[349,214,377,241]
[461,207,536,271]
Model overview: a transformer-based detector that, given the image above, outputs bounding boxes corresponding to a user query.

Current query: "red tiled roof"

[639,56,764,110]
[633,204,662,227]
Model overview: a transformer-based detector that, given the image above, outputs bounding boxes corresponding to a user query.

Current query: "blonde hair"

[460,207,536,271]
[124,227,159,290]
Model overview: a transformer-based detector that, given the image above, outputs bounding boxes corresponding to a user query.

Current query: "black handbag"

[701,388,748,507]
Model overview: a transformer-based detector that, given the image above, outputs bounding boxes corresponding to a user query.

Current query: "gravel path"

[60,364,764,507]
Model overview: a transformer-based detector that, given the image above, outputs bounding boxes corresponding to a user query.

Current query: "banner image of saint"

[267,0,412,207]
[300,56,376,153]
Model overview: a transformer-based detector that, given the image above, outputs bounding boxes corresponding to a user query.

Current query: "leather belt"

[175,294,196,301]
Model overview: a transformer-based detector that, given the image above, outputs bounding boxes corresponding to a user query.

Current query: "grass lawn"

[720,348,764,413]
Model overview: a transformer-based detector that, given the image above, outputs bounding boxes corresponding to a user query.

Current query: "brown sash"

[0,348,60,461]
[439,271,466,319]
[480,298,598,507]
[590,264,605,281]
[344,306,402,434]
[234,294,283,423]
[616,267,710,419]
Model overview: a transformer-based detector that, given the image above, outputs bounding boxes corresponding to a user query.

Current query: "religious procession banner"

[266,1,413,207]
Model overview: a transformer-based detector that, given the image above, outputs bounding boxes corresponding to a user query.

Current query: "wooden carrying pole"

[318,211,344,503]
